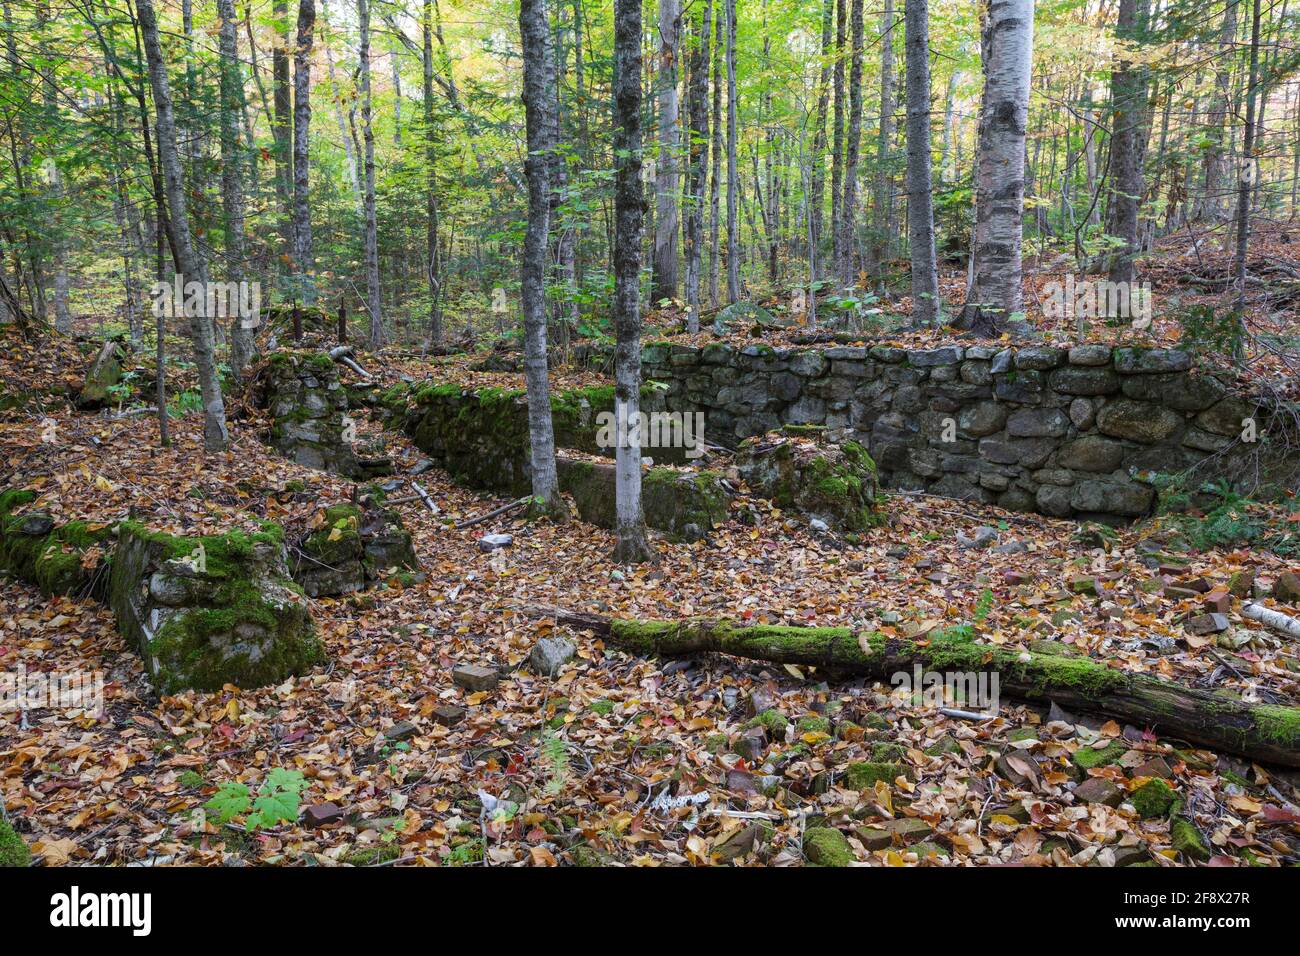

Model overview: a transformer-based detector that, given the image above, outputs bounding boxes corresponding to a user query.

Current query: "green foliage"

[539,730,570,797]
[1175,304,1245,361]
[203,768,308,831]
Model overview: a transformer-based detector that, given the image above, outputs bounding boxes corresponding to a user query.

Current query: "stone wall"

[260,353,391,479]
[623,342,1298,523]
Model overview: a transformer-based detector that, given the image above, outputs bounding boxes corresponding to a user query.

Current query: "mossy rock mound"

[109,522,323,694]
[75,337,130,409]
[735,431,880,530]
[258,352,368,478]
[292,497,418,597]
[0,490,111,598]
[0,816,30,867]
[556,457,728,541]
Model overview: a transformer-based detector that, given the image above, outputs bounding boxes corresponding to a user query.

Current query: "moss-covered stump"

[292,498,418,597]
[0,816,30,867]
[258,353,369,478]
[108,522,323,694]
[74,337,129,410]
[0,490,111,598]
[735,431,880,531]
[556,457,728,542]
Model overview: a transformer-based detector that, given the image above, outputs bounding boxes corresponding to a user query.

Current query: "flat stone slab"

[452,664,499,691]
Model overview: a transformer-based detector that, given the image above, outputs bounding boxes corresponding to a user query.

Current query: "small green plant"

[1176,304,1245,361]
[539,730,570,797]
[167,389,204,418]
[203,768,308,831]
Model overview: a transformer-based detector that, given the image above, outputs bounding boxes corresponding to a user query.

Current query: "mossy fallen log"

[531,607,1300,768]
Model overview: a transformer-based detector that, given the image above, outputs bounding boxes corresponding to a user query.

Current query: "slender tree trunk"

[865,0,893,283]
[683,0,710,332]
[1105,0,1149,287]
[1198,0,1238,223]
[810,0,832,258]
[904,0,939,326]
[707,0,723,305]
[359,0,382,348]
[292,0,316,290]
[940,69,958,182]
[272,0,293,233]
[652,0,681,301]
[424,0,441,343]
[321,2,362,212]
[1233,0,1262,316]
[838,0,864,287]
[724,0,740,304]
[137,0,227,451]
[519,0,566,516]
[218,0,254,382]
[612,0,654,562]
[954,0,1033,335]
[830,0,845,273]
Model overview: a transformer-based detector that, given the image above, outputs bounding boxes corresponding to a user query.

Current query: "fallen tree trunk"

[1243,601,1300,640]
[530,607,1300,768]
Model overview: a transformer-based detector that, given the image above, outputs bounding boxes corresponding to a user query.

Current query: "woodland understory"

[3,0,1300,869]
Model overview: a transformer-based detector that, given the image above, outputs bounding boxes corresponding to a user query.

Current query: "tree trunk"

[272,0,293,234]
[292,0,316,291]
[810,0,832,257]
[683,0,710,333]
[1233,0,1262,315]
[707,0,723,306]
[830,0,845,274]
[940,68,958,182]
[1105,0,1149,287]
[865,0,893,283]
[359,0,382,349]
[652,0,681,302]
[137,0,227,451]
[838,0,864,287]
[218,0,254,382]
[519,0,566,516]
[954,0,1033,336]
[1197,0,1238,223]
[612,0,654,562]
[533,607,1300,769]
[424,0,442,344]
[724,0,740,304]
[904,0,939,326]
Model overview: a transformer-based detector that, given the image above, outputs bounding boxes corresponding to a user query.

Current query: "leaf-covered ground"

[3,301,1300,868]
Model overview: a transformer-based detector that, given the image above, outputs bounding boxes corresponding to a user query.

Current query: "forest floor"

[4,233,1300,867]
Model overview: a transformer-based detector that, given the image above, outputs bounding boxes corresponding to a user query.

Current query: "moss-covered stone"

[292,499,417,597]
[843,761,910,789]
[795,714,831,736]
[745,709,789,736]
[1072,740,1128,770]
[75,338,129,409]
[0,816,30,867]
[803,826,854,866]
[735,432,880,531]
[557,457,727,541]
[109,521,323,694]
[1170,813,1211,862]
[1130,779,1176,819]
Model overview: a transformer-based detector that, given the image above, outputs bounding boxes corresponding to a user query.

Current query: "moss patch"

[0,817,30,867]
[803,826,854,866]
